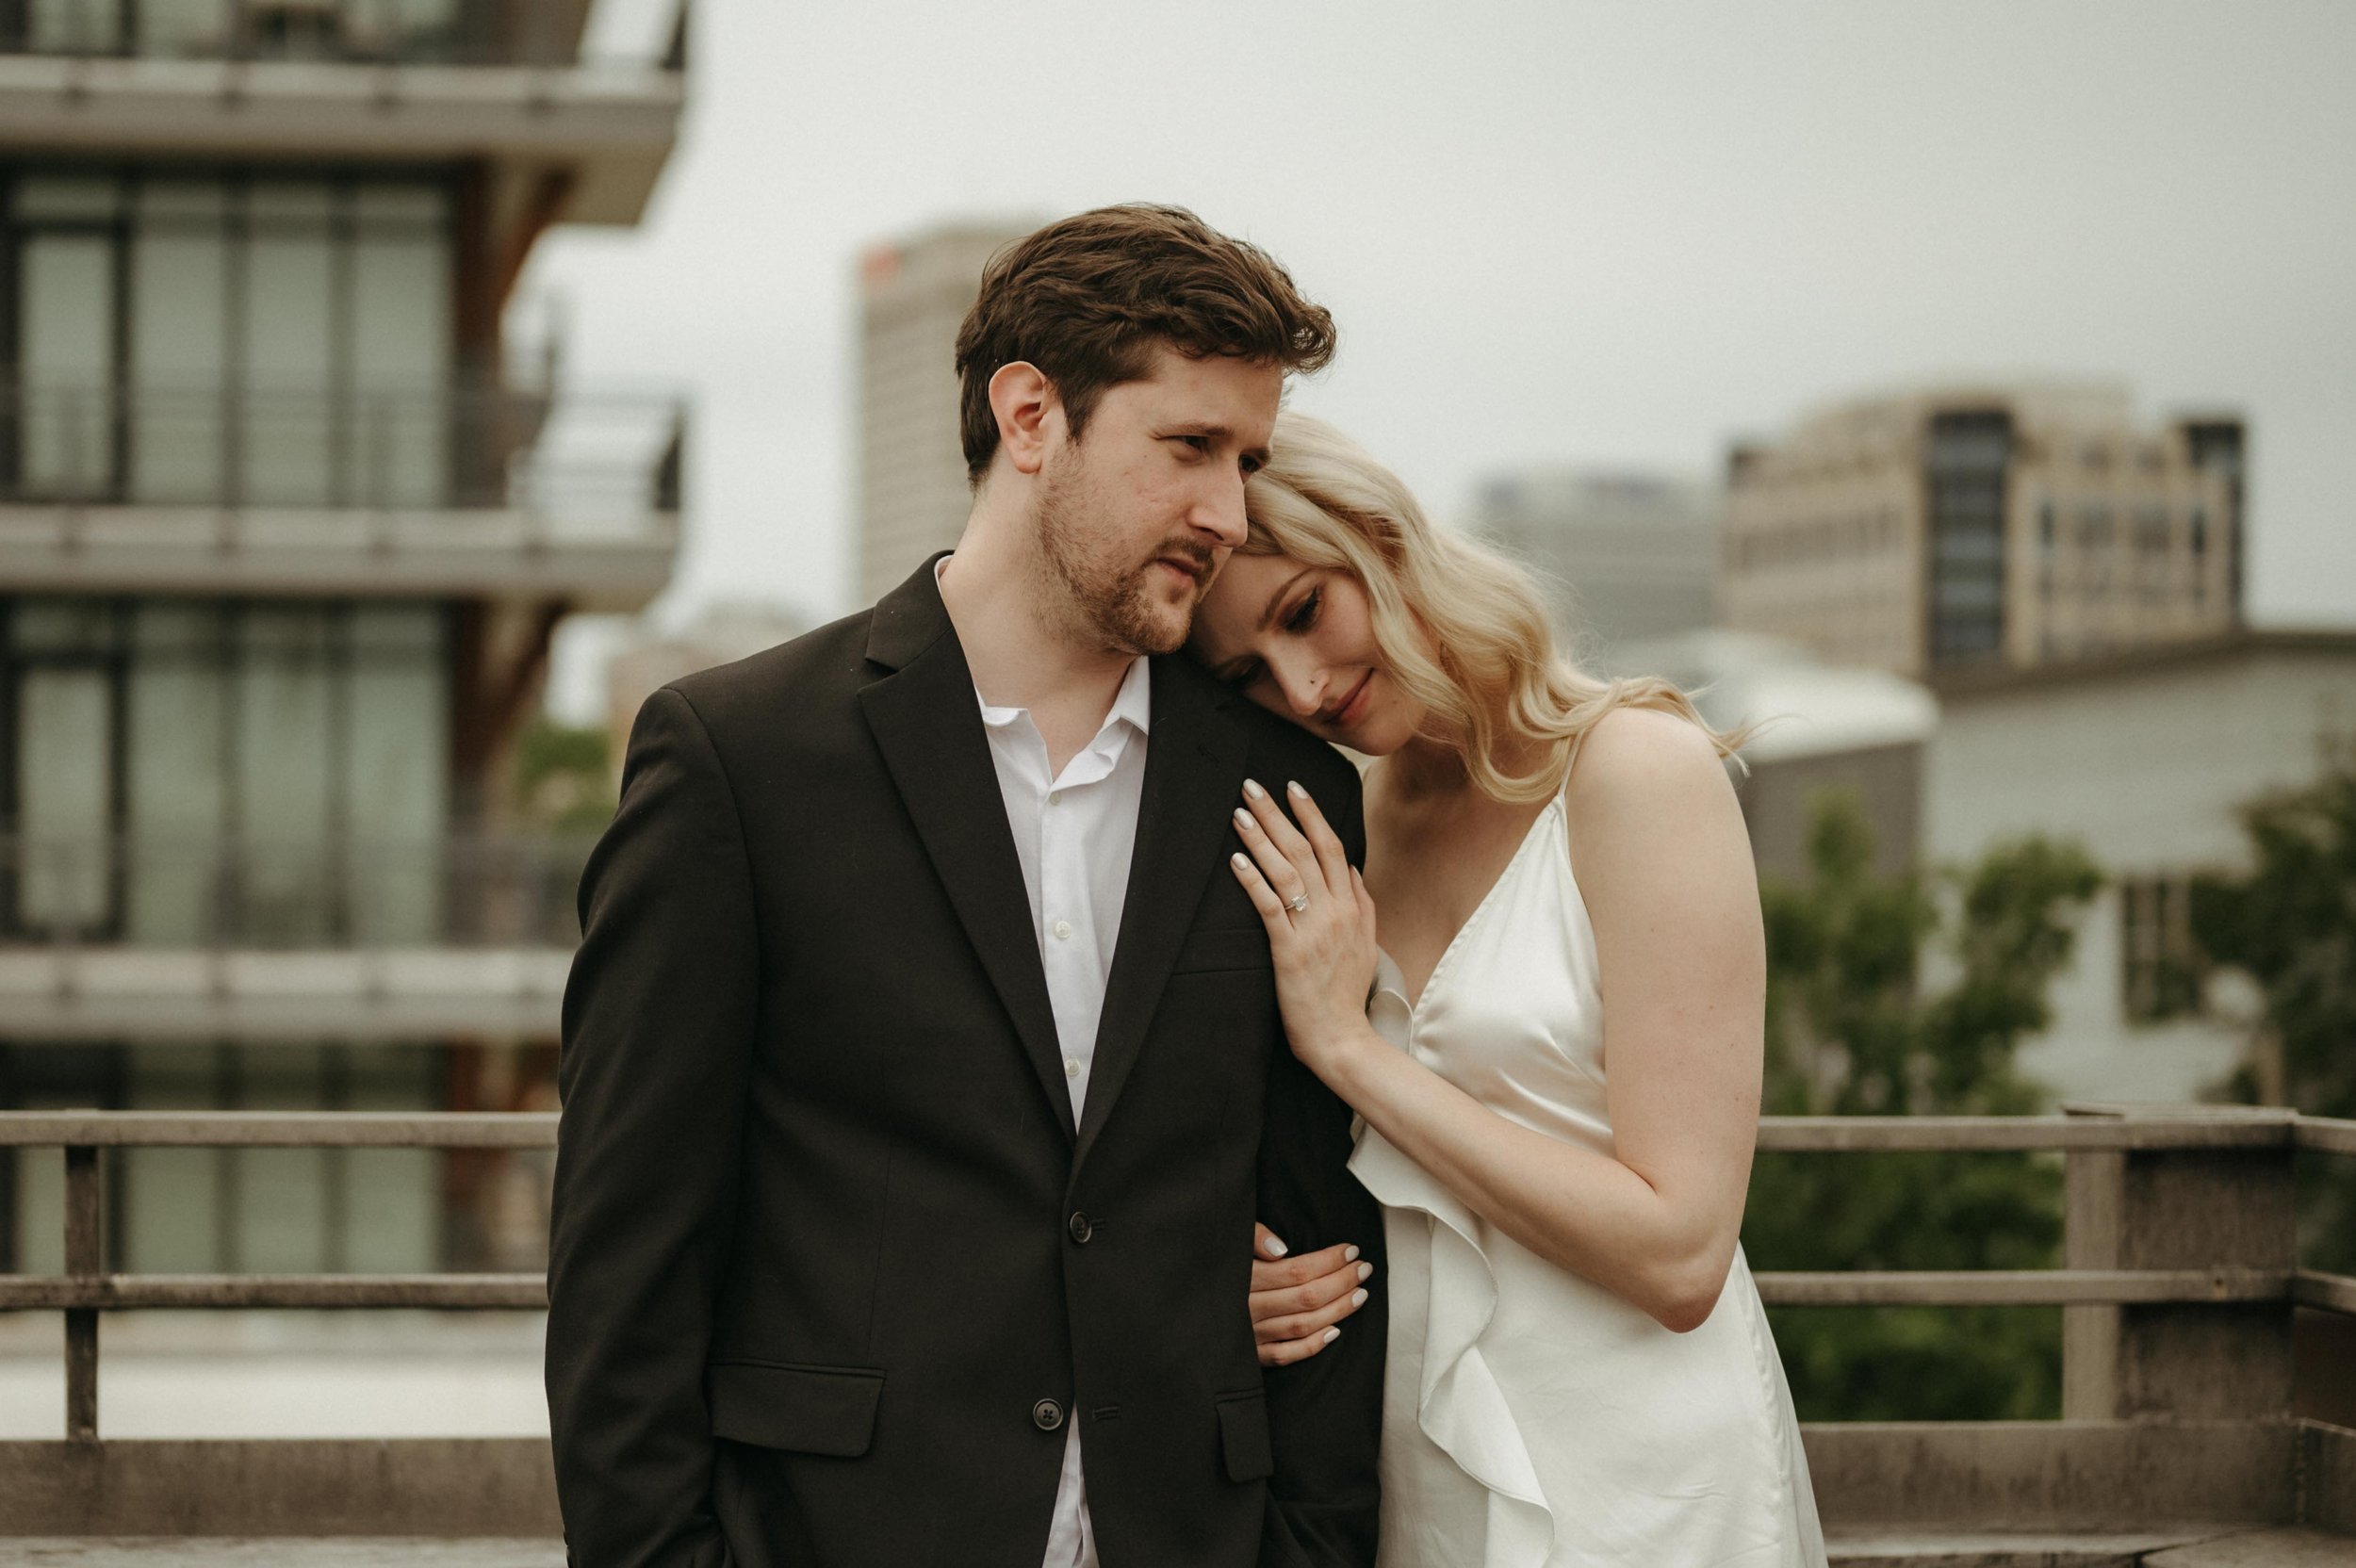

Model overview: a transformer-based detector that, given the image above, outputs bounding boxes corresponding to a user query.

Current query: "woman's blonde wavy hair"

[1239,412,1747,804]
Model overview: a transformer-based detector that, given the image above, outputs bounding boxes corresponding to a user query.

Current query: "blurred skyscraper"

[0,0,684,1278]
[1469,469,1720,672]
[1721,384,2243,678]
[855,220,1031,609]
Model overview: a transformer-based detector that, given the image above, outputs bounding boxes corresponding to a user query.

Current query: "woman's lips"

[1328,670,1374,727]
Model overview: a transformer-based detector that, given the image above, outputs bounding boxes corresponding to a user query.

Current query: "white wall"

[1925,640,2356,1103]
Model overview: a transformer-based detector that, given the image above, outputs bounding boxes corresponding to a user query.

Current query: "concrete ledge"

[0,1542,561,1566]
[1803,1421,2297,1532]
[1827,1531,2224,1567]
[0,504,676,612]
[0,947,572,1040]
[2304,1422,2356,1535]
[0,1440,559,1536]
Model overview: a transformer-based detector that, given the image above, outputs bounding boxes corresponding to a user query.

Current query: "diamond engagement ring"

[1285,892,1310,914]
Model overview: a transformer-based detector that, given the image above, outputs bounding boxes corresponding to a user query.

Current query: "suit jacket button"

[1067,1211,1093,1245]
[1032,1398,1066,1431]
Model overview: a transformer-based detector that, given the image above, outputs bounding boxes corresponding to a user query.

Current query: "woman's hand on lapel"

[1230,777,1383,1081]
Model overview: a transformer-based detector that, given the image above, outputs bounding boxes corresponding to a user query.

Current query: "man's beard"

[1033,451,1205,657]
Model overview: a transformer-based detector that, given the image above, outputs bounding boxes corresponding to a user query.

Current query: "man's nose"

[1191,469,1250,549]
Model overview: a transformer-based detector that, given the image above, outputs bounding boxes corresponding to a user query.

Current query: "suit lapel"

[859,560,1074,1140]
[1074,656,1252,1171]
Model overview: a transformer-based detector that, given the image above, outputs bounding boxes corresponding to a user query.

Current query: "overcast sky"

[529,0,2356,719]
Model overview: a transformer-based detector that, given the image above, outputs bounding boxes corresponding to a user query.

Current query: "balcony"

[0,1106,2349,1560]
[0,381,683,610]
[0,833,595,1038]
[0,0,683,222]
[5,0,623,69]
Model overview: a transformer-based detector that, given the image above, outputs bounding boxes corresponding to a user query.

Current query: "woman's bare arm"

[1230,708,1764,1332]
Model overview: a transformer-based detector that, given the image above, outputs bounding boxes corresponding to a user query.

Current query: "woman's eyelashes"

[1282,587,1323,636]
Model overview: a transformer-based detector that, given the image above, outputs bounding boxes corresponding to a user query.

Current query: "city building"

[0,0,686,1281]
[1470,468,1719,673]
[1722,384,2243,679]
[1925,629,2356,1104]
[854,219,1030,609]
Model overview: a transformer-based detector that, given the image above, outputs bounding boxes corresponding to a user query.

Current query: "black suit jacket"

[547,558,1386,1568]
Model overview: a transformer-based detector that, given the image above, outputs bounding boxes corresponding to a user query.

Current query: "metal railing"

[0,832,597,949]
[1,380,686,519]
[1,1106,2350,1536]
[0,0,683,71]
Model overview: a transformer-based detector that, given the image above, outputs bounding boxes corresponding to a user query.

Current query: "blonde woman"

[1198,413,1825,1568]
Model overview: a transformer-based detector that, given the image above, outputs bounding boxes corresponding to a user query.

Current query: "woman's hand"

[1250,1222,1371,1366]
[1230,778,1381,1077]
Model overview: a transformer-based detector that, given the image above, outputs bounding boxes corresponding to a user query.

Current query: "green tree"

[2190,738,2356,1271]
[1742,792,2101,1420]
[511,718,618,835]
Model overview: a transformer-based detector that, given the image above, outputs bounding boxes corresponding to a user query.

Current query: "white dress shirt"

[956,569,1153,1568]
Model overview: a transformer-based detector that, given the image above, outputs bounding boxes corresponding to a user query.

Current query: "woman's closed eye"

[1282,587,1323,636]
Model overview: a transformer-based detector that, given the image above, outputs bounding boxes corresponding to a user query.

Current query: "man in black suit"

[547,204,1385,1568]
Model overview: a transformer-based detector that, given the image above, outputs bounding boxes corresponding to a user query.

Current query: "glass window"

[11,175,120,220]
[235,608,337,941]
[230,1044,331,1273]
[122,1042,226,1272]
[16,666,114,931]
[19,233,118,498]
[351,222,453,507]
[343,1044,441,1271]
[346,606,447,942]
[239,220,338,506]
[130,215,231,504]
[137,0,233,57]
[125,603,229,941]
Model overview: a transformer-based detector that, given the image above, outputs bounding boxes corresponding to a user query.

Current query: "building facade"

[1924,630,2355,1105]
[0,0,684,1281]
[1722,384,2243,679]
[854,220,1029,609]
[1469,468,1719,674]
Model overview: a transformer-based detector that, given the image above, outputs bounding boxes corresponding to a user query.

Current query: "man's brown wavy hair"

[953,204,1337,485]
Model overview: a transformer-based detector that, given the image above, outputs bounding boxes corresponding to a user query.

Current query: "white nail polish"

[1350,1288,1368,1308]
[1321,1326,1341,1344]
[1356,1262,1373,1282]
[1242,778,1268,800]
[1287,780,1306,798]
[1267,1234,1287,1256]
[1234,807,1252,827]
[1343,1244,1360,1262]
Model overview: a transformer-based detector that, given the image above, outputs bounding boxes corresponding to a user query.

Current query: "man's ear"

[988,361,1059,477]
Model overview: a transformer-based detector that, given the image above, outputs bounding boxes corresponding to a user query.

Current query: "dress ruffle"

[1350,955,1556,1568]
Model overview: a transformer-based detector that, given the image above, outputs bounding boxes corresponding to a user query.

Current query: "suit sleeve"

[546,688,756,1568]
[1255,753,1387,1568]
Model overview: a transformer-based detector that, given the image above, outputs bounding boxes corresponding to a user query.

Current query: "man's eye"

[1170,435,1209,455]
[1283,589,1321,634]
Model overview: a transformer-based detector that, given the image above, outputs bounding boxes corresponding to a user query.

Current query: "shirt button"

[1063,1057,1082,1080]
[1052,919,1073,940]
[1048,790,1063,806]
[1032,1397,1066,1431]
[1068,1211,1094,1245]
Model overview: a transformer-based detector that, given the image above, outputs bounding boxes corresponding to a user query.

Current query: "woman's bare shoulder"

[1567,705,1729,809]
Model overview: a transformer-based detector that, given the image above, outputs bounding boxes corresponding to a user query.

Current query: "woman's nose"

[1270,654,1324,718]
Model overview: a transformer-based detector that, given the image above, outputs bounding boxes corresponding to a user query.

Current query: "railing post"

[63,1141,101,1441]
[2063,1103,2297,1422]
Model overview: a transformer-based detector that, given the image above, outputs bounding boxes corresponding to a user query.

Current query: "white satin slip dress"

[1346,774,1827,1568]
